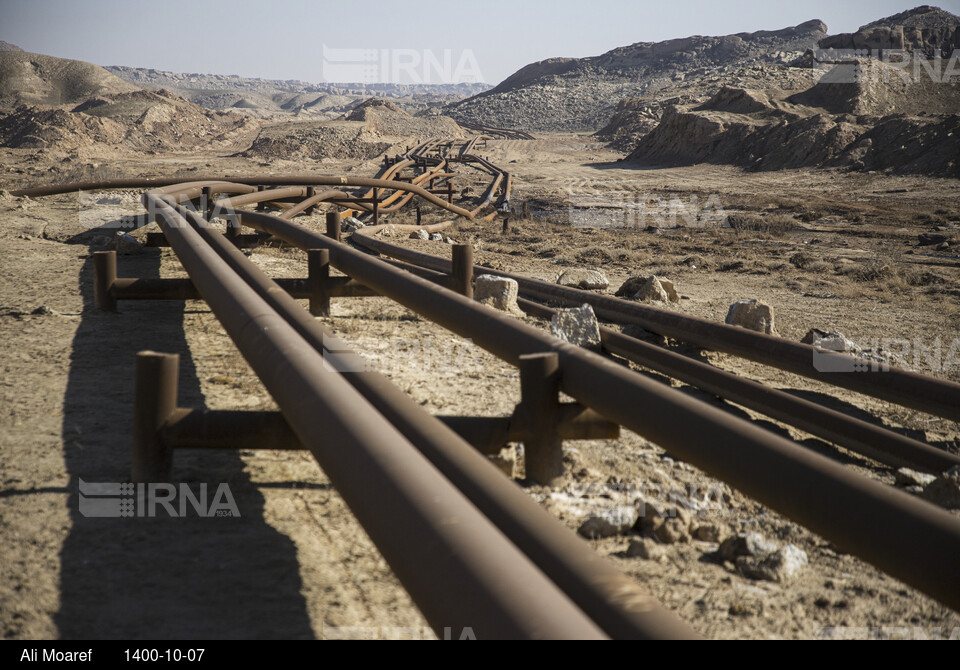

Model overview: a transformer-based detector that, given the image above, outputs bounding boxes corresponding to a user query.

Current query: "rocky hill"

[0,41,23,52]
[615,7,960,179]
[819,5,960,56]
[625,58,960,178]
[0,87,257,152]
[0,51,257,153]
[445,19,827,132]
[0,51,138,109]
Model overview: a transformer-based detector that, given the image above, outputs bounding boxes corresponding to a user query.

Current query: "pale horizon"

[2,0,959,86]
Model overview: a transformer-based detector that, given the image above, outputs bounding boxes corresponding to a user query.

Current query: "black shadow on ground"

[56,227,314,639]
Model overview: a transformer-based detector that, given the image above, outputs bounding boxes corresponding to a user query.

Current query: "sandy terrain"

[1,134,959,640]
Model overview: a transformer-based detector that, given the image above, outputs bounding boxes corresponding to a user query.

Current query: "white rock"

[550,304,601,349]
[409,229,429,240]
[719,532,778,562]
[617,275,680,303]
[474,275,525,317]
[635,276,669,303]
[557,268,608,290]
[725,299,777,335]
[802,328,859,353]
[737,544,808,583]
[659,277,681,302]
[895,467,937,488]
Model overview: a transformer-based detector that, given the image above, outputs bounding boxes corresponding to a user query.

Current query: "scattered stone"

[636,276,669,303]
[801,328,859,353]
[443,236,455,245]
[474,275,525,317]
[920,466,960,509]
[577,506,639,539]
[653,517,689,544]
[615,276,646,297]
[341,216,365,233]
[627,537,666,560]
[736,544,808,583]
[409,229,429,240]
[487,447,516,478]
[635,497,665,533]
[550,304,601,349]
[618,275,681,303]
[895,467,937,488]
[30,305,55,316]
[727,598,762,618]
[937,241,951,251]
[918,232,948,246]
[658,278,681,302]
[693,523,725,543]
[556,268,608,290]
[718,532,778,562]
[725,299,777,335]
[665,504,693,530]
[108,231,144,255]
[617,275,678,303]
[429,232,444,242]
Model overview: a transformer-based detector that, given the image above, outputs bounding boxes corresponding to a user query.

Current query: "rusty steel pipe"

[279,190,350,219]
[162,409,303,451]
[108,276,375,302]
[131,351,179,482]
[387,258,959,473]
[166,200,695,639]
[438,405,619,454]
[351,236,960,423]
[93,251,118,311]
[165,406,615,456]
[517,352,565,484]
[146,193,607,639]
[512,297,960,474]
[236,207,960,612]
[15,175,476,220]
[391,258,959,472]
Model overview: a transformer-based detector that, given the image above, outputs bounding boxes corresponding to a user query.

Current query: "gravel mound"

[241,120,395,161]
[0,51,138,108]
[0,88,256,151]
[346,97,465,137]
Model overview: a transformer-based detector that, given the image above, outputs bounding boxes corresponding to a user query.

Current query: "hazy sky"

[2,0,958,85]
